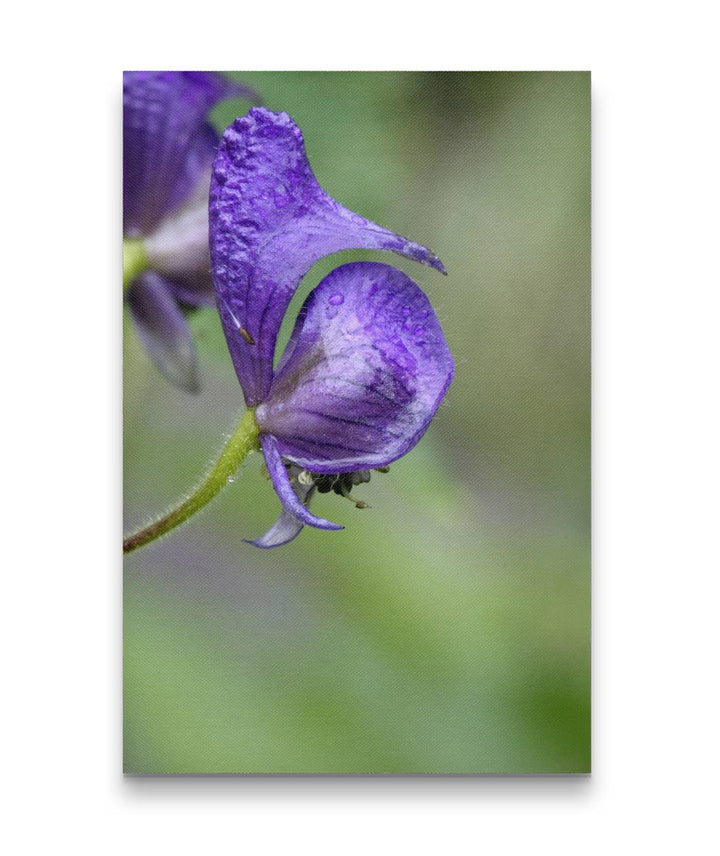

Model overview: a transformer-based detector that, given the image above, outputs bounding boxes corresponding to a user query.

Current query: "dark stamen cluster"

[311,470,372,495]
[279,460,391,511]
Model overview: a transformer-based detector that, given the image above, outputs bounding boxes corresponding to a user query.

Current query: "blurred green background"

[123,71,590,774]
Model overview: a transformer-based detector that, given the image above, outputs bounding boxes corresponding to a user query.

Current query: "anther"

[220,296,256,345]
[239,326,256,345]
[338,484,370,509]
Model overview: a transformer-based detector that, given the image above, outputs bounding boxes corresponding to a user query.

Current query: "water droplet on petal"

[328,293,345,306]
[413,325,425,337]
[273,184,289,208]
[401,306,411,316]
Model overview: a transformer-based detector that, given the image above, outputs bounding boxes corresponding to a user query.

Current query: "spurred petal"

[127,272,200,393]
[245,463,316,548]
[123,71,258,236]
[209,107,446,406]
[256,262,453,472]
[259,434,343,531]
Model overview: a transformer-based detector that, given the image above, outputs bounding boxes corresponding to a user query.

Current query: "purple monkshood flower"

[210,108,453,547]
[123,71,260,392]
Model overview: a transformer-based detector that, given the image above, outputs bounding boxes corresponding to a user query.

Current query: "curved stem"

[123,237,148,292]
[123,408,260,554]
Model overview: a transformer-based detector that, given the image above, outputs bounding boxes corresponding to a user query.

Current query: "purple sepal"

[142,170,215,306]
[162,271,215,309]
[209,107,447,406]
[256,262,454,473]
[164,121,219,217]
[259,434,343,532]
[126,272,200,393]
[123,71,259,236]
[244,463,315,548]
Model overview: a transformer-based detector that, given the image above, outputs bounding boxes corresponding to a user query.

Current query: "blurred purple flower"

[210,109,453,547]
[124,71,260,391]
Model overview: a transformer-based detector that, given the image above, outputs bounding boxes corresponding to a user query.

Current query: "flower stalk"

[123,408,260,554]
[123,237,147,291]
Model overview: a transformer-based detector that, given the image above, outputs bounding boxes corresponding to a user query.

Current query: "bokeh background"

[123,71,590,774]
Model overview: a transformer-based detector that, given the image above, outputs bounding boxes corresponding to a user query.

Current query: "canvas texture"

[123,71,591,774]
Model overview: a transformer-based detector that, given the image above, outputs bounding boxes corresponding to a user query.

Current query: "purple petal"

[245,463,315,548]
[162,271,215,309]
[209,107,447,406]
[127,272,200,393]
[123,71,258,236]
[164,120,218,215]
[259,434,343,531]
[143,172,214,304]
[182,72,262,109]
[255,262,453,472]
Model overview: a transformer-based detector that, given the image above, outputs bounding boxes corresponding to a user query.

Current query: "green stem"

[123,408,260,554]
[123,237,148,292]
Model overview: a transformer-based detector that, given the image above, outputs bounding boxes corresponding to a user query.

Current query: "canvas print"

[123,71,590,774]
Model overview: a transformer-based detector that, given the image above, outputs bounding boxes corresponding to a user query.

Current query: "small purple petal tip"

[244,463,315,548]
[260,435,344,532]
